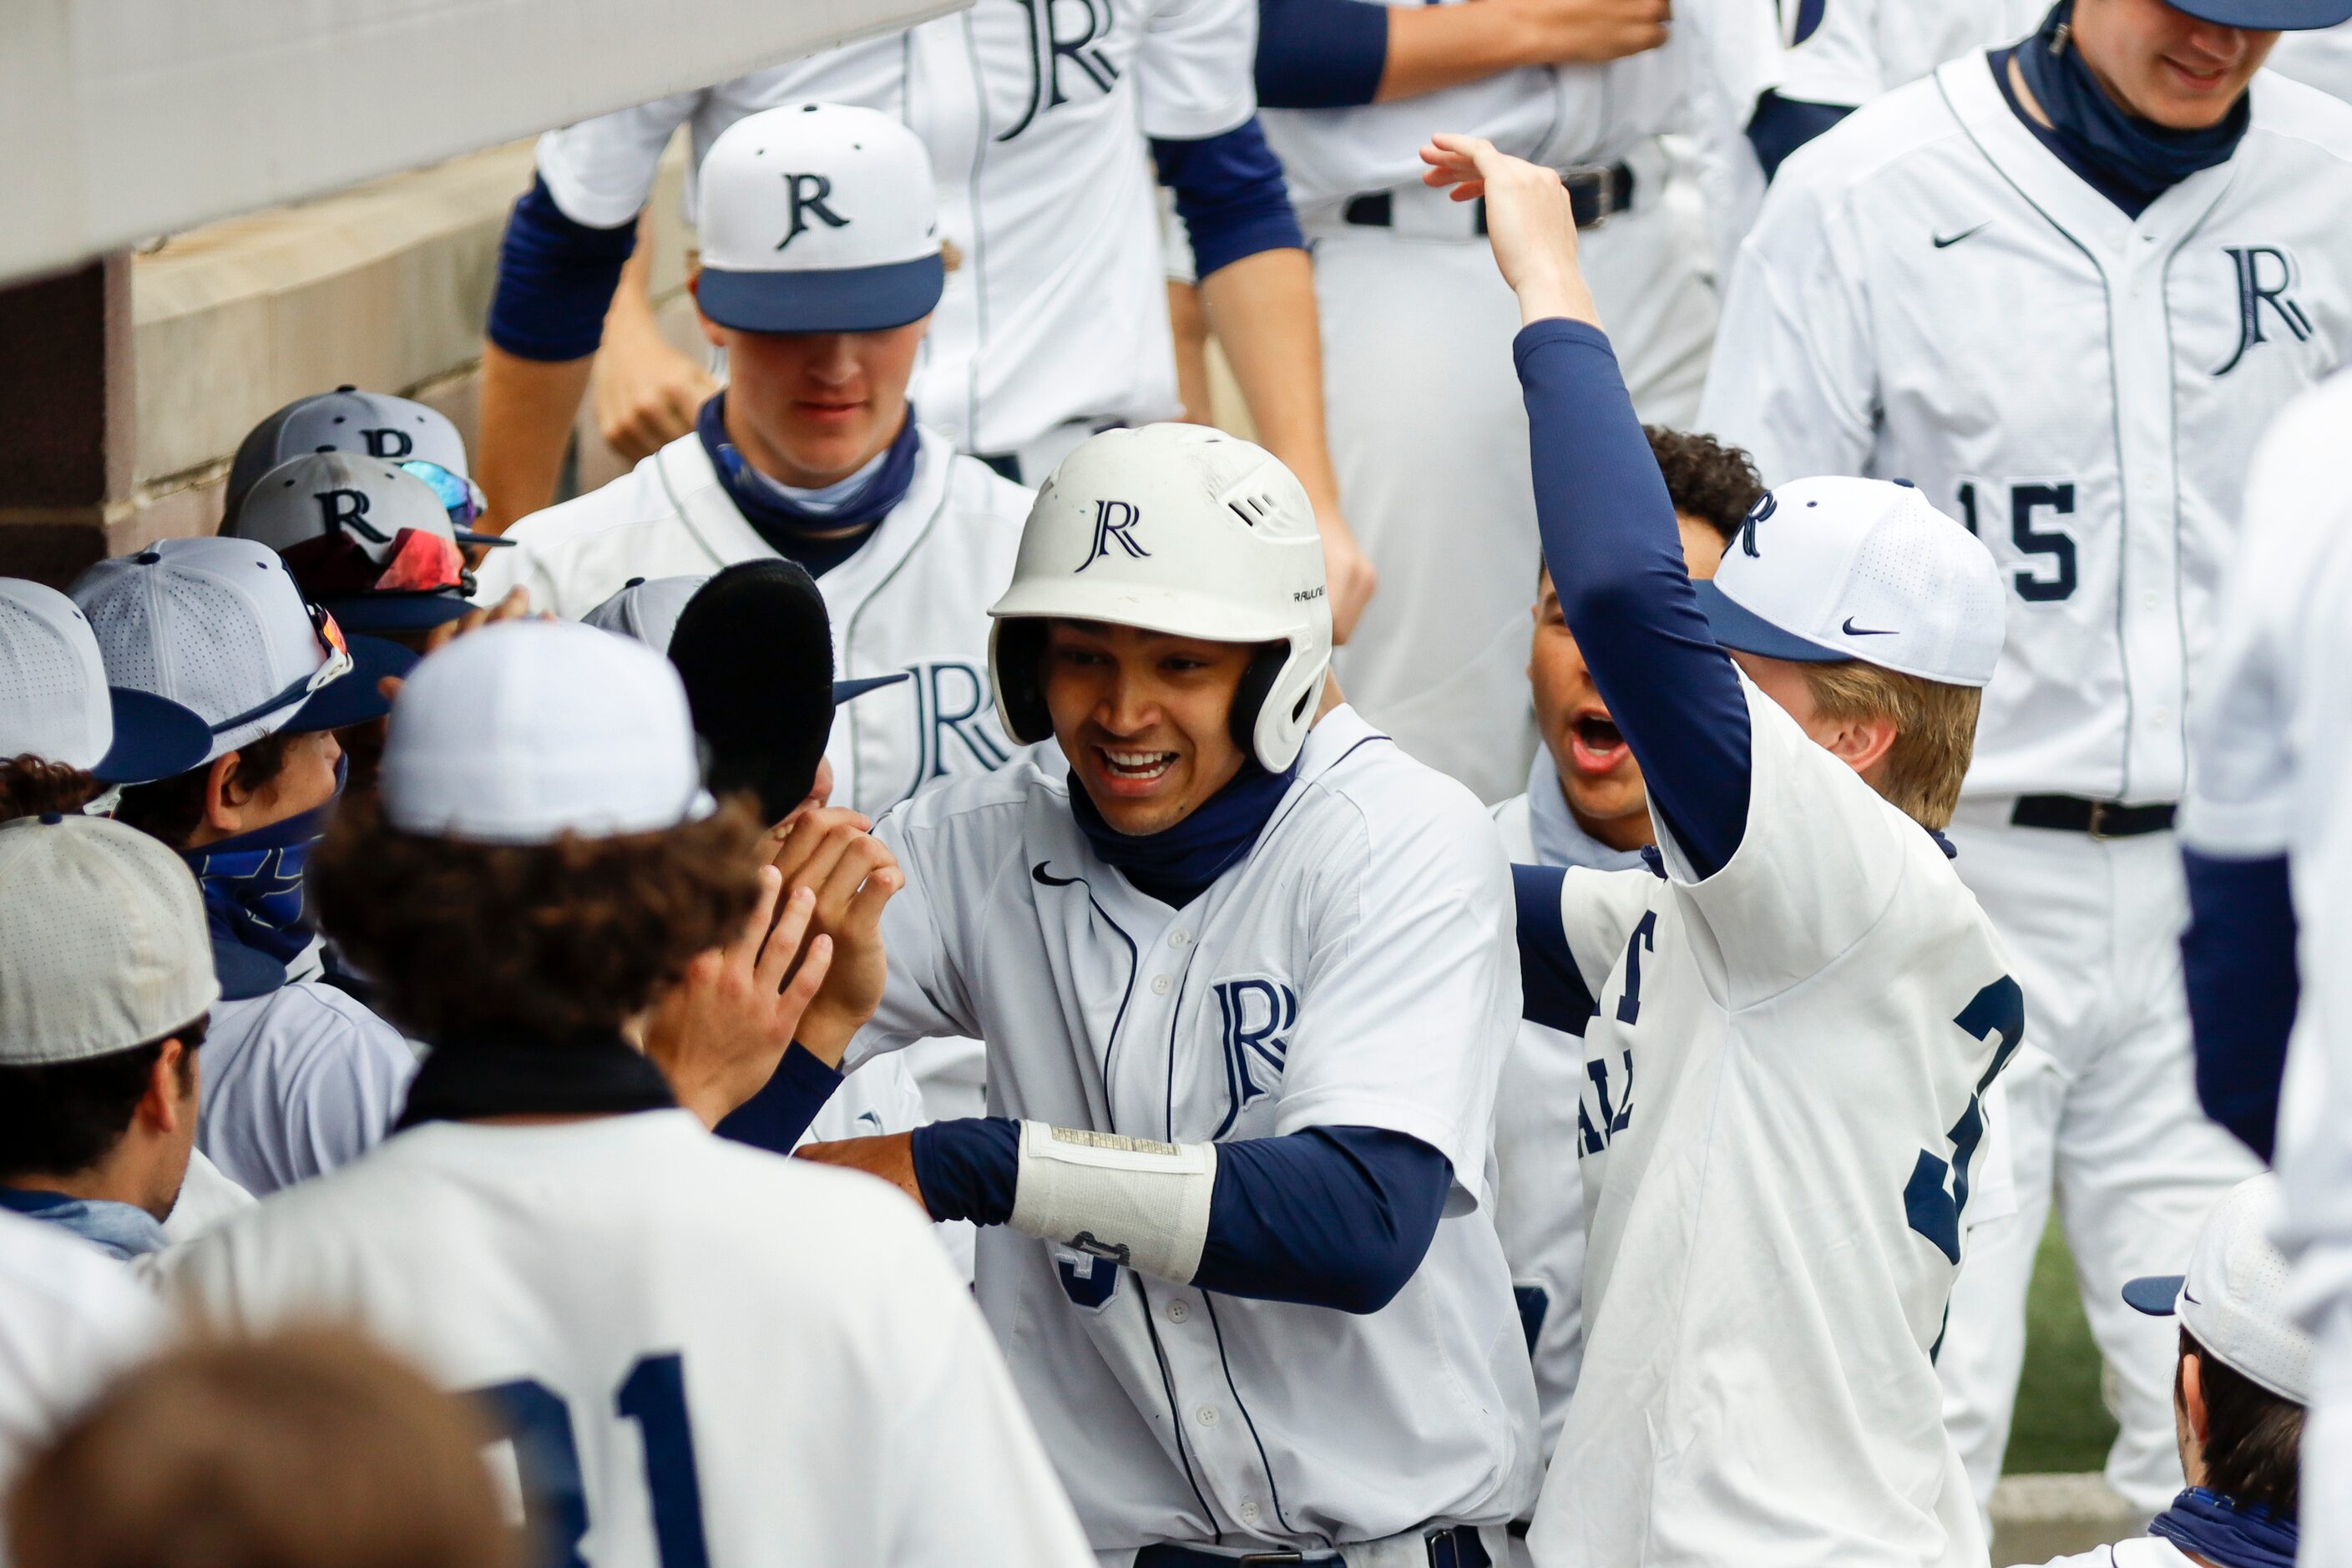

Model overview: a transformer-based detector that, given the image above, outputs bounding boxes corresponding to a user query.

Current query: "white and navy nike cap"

[225,387,473,524]
[2123,1174,2311,1404]
[380,620,715,845]
[695,103,944,336]
[0,579,210,784]
[2169,0,2352,29]
[72,538,413,766]
[1692,476,2006,687]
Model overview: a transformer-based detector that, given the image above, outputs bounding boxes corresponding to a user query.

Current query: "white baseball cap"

[225,387,470,519]
[1692,477,2006,687]
[0,814,220,1065]
[72,538,412,766]
[0,579,210,784]
[379,620,716,845]
[695,103,944,335]
[2124,1173,2312,1404]
[230,453,480,635]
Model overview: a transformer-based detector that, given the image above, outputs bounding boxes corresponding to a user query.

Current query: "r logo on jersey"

[2214,245,2314,376]
[998,0,1119,143]
[904,660,1015,793]
[1212,977,1297,1137]
[1075,499,1148,572]
[776,173,850,251]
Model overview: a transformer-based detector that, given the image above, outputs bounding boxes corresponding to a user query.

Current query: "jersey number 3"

[1903,977,2025,1277]
[472,1354,708,1568]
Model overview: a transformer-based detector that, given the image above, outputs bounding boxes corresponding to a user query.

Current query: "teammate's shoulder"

[2248,66,2352,159]
[929,432,1037,530]
[222,979,409,1059]
[882,745,1064,835]
[1289,707,1508,861]
[1768,69,1975,195]
[1490,792,1536,861]
[503,451,677,548]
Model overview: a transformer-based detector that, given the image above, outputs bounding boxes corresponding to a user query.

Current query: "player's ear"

[689,269,726,350]
[1821,710,1899,781]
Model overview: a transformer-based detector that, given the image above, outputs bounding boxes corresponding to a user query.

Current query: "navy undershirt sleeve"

[2181,848,2298,1162]
[715,1044,845,1153]
[912,1119,1449,1313]
[1256,0,1389,109]
[1745,91,1855,181]
[1514,863,1598,1034]
[1514,320,1752,878]
[1151,120,1307,280]
[486,175,640,362]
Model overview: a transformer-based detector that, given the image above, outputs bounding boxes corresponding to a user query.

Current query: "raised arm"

[1421,134,1752,878]
[1256,0,1671,108]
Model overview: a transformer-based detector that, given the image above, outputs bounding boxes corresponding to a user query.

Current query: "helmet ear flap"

[990,619,1055,746]
[1229,644,1288,767]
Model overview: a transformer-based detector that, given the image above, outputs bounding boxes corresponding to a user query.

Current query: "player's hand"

[766,808,903,1067]
[1499,0,1671,65]
[643,872,834,1129]
[591,324,716,463]
[417,586,538,655]
[1316,507,1378,644]
[795,1133,926,1209]
[1420,134,1599,329]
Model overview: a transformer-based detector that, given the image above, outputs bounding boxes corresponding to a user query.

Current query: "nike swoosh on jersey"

[1933,224,1989,249]
[1032,862,1082,887]
[1842,617,1897,635]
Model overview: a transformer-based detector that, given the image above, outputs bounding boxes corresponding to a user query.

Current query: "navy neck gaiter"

[696,395,919,575]
[1070,757,1298,908]
[182,771,342,966]
[2147,1487,2298,1568]
[2006,0,2249,217]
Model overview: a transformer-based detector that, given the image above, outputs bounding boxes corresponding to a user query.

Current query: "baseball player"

[1426,133,2016,1566]
[746,422,1541,1560]
[0,578,210,819]
[1699,0,2352,1513]
[1485,427,1751,1499]
[225,386,507,549]
[2016,1175,2311,1568]
[474,3,1375,635]
[0,1210,165,1505]
[73,539,419,1198]
[2177,365,2352,1568]
[1251,0,1714,803]
[159,620,1095,1568]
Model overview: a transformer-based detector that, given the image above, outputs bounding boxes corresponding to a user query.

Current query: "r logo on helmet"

[1075,499,1150,573]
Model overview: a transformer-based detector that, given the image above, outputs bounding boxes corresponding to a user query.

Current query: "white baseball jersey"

[200,978,417,1196]
[535,0,1254,459]
[847,706,1542,1551]
[1257,0,1687,220]
[0,1208,166,1495]
[159,1112,1095,1568]
[2017,1542,2198,1568]
[2270,22,2352,105]
[475,427,1029,819]
[1774,0,2041,109]
[1523,677,2018,1568]
[1702,60,2352,805]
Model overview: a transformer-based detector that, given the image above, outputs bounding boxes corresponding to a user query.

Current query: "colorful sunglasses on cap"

[399,460,511,549]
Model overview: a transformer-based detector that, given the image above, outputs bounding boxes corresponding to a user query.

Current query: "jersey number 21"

[472,1353,708,1568]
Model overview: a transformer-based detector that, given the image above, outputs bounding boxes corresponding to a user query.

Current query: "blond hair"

[1797,662,1981,829]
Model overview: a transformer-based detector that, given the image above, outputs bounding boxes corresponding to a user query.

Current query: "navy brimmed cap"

[2168,0,2352,28]
[584,564,907,822]
[1692,477,2007,686]
[0,579,211,785]
[2123,1174,2311,1404]
[694,104,945,336]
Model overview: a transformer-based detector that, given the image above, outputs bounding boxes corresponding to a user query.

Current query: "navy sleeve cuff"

[486,174,640,362]
[2182,848,2297,1162]
[1746,91,1854,182]
[1256,0,1389,109]
[1152,120,1305,280]
[1196,1125,1449,1313]
[715,1043,843,1155]
[1514,863,1598,1035]
[910,1116,1021,1226]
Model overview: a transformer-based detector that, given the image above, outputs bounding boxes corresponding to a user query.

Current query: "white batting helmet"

[988,424,1332,773]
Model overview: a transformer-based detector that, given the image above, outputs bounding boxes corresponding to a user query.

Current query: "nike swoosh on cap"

[1933,224,1989,249]
[1842,617,1897,636]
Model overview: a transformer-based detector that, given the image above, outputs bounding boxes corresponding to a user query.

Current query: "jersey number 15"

[471,1353,709,1568]
[1957,481,2077,603]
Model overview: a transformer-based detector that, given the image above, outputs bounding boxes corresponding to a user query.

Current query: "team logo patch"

[776,173,850,251]
[315,487,391,544]
[1212,977,1297,1137]
[1075,498,1149,573]
[360,426,413,460]
[903,660,1014,793]
[2214,245,2314,377]
[1736,493,1774,558]
[999,0,1119,143]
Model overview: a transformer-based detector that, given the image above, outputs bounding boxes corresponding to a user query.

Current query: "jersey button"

[1197,1405,1220,1426]
[1169,930,1191,948]
[1167,1301,1190,1323]
[1238,1502,1260,1525]
[1151,974,1173,995]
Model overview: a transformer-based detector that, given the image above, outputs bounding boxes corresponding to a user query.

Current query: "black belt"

[2009,795,2177,838]
[1136,1525,1490,1567]
[1343,161,1636,235]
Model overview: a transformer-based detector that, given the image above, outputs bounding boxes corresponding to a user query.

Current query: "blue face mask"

[183,756,344,965]
[2012,0,2249,216]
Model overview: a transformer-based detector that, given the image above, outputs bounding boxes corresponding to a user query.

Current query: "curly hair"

[1644,427,1768,545]
[309,794,765,1041]
[0,756,105,824]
